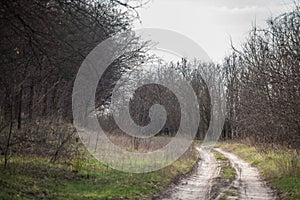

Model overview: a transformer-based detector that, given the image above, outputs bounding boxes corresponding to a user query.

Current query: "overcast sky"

[134,0,295,63]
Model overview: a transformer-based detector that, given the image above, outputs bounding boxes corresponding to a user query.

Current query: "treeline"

[0,0,146,165]
[100,60,221,140]
[223,6,300,148]
[0,0,144,124]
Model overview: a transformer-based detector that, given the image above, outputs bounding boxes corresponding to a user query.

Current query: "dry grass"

[219,142,300,200]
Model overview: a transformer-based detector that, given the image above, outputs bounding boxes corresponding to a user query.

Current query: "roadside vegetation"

[219,142,300,200]
[0,142,199,200]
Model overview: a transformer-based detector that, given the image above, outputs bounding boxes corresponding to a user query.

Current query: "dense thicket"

[0,0,146,165]
[223,6,300,148]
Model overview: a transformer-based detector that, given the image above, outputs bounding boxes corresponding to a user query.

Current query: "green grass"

[219,195,227,200]
[193,140,203,146]
[219,142,300,200]
[213,151,236,182]
[0,148,199,200]
[213,151,229,162]
[220,165,236,181]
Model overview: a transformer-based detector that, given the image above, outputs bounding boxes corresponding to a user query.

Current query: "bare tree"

[223,5,300,149]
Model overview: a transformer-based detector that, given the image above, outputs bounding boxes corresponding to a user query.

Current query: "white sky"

[134,0,296,63]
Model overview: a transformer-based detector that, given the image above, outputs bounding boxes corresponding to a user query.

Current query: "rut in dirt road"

[215,148,275,200]
[159,147,219,200]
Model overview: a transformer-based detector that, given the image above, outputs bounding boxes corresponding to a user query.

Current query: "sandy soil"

[156,147,276,200]
[215,148,275,200]
[158,147,219,200]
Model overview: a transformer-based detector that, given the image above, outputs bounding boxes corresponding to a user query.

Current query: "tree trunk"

[17,85,23,129]
[28,80,34,120]
[4,93,13,168]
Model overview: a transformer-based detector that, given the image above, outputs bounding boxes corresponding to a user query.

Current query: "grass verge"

[218,142,300,200]
[0,147,199,200]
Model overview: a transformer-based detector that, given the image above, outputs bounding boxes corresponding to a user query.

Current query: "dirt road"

[215,148,275,200]
[159,147,219,200]
[158,147,275,200]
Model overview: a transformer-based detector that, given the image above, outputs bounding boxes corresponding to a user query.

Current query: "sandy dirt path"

[159,147,219,200]
[158,147,276,200]
[215,148,275,200]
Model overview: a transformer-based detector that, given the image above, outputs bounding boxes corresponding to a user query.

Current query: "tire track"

[215,148,275,200]
[159,147,219,200]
